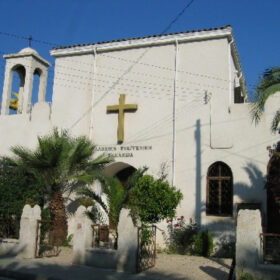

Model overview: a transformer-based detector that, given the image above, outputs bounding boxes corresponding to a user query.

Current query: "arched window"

[206,161,233,216]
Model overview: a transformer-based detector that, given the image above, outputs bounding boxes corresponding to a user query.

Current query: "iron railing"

[137,225,156,272]
[35,220,61,258]
[91,224,117,249]
[260,233,280,264]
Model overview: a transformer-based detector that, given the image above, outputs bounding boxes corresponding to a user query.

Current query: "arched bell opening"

[31,68,42,105]
[9,65,26,114]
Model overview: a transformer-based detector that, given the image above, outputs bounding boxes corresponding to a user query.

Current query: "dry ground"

[39,247,232,280]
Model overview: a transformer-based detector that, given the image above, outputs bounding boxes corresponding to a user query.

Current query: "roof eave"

[50,28,233,57]
[3,53,51,67]
[229,36,248,101]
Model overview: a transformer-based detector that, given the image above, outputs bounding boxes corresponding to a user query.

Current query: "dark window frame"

[206,161,233,217]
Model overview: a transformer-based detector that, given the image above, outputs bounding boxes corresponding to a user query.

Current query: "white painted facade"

[0,26,278,246]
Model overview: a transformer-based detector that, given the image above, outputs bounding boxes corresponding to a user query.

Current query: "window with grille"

[206,162,233,216]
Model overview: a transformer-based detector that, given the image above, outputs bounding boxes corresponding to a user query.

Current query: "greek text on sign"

[95,145,152,158]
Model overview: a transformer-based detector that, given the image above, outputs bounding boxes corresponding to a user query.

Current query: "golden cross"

[107,94,138,143]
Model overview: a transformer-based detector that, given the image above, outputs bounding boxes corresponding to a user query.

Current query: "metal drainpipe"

[238,72,245,101]
[171,39,179,187]
[228,39,234,111]
[89,47,97,140]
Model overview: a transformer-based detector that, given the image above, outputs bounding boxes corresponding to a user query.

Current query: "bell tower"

[1,47,51,115]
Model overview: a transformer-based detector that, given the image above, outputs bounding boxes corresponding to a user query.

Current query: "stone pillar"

[1,64,13,115]
[22,67,34,114]
[17,85,25,114]
[236,209,262,278]
[72,206,93,265]
[18,204,41,258]
[117,209,138,273]
[38,71,48,102]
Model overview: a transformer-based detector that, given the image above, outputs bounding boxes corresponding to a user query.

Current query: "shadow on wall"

[235,163,266,206]
[195,119,202,227]
[66,198,80,217]
[234,163,266,229]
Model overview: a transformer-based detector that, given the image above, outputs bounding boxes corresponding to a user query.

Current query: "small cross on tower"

[107,94,138,144]
[28,36,33,47]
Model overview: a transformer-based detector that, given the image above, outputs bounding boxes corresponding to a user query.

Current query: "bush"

[239,272,264,280]
[61,234,73,247]
[166,217,198,254]
[129,175,183,224]
[0,157,45,238]
[194,230,214,257]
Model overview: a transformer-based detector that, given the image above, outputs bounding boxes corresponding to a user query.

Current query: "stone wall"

[0,239,19,256]
[72,207,138,273]
[0,204,41,258]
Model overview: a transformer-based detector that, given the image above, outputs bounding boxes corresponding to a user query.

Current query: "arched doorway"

[104,162,136,229]
[267,154,280,233]
[105,162,136,186]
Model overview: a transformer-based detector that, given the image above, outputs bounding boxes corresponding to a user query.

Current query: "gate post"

[18,204,41,258]
[117,209,138,273]
[236,209,262,278]
[72,206,93,265]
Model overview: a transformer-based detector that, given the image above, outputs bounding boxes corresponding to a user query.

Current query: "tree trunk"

[49,190,68,246]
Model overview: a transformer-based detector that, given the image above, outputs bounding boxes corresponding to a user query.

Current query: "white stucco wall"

[0,102,52,156]
[0,27,278,248]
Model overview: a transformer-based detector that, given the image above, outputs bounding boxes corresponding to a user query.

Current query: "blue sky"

[0,0,279,103]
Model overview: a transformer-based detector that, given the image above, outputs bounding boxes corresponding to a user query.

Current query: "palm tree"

[251,67,280,132]
[10,128,112,245]
[77,167,147,228]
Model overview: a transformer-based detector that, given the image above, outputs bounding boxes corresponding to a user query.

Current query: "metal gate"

[137,225,156,272]
[267,155,280,233]
[35,220,61,258]
[261,233,280,264]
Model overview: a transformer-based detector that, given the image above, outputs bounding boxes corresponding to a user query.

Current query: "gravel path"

[38,248,232,280]
[147,254,231,280]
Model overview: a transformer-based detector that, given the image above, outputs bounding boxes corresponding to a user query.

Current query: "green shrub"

[194,230,214,257]
[129,175,183,224]
[0,158,45,238]
[0,157,44,218]
[166,217,198,254]
[61,234,73,247]
[239,272,264,280]
[79,198,94,208]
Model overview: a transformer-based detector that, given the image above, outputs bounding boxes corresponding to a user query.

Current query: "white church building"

[0,25,278,245]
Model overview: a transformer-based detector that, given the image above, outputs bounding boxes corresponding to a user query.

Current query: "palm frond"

[76,186,108,214]
[84,206,106,224]
[122,167,147,205]
[271,109,280,133]
[10,128,113,195]
[251,67,280,125]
